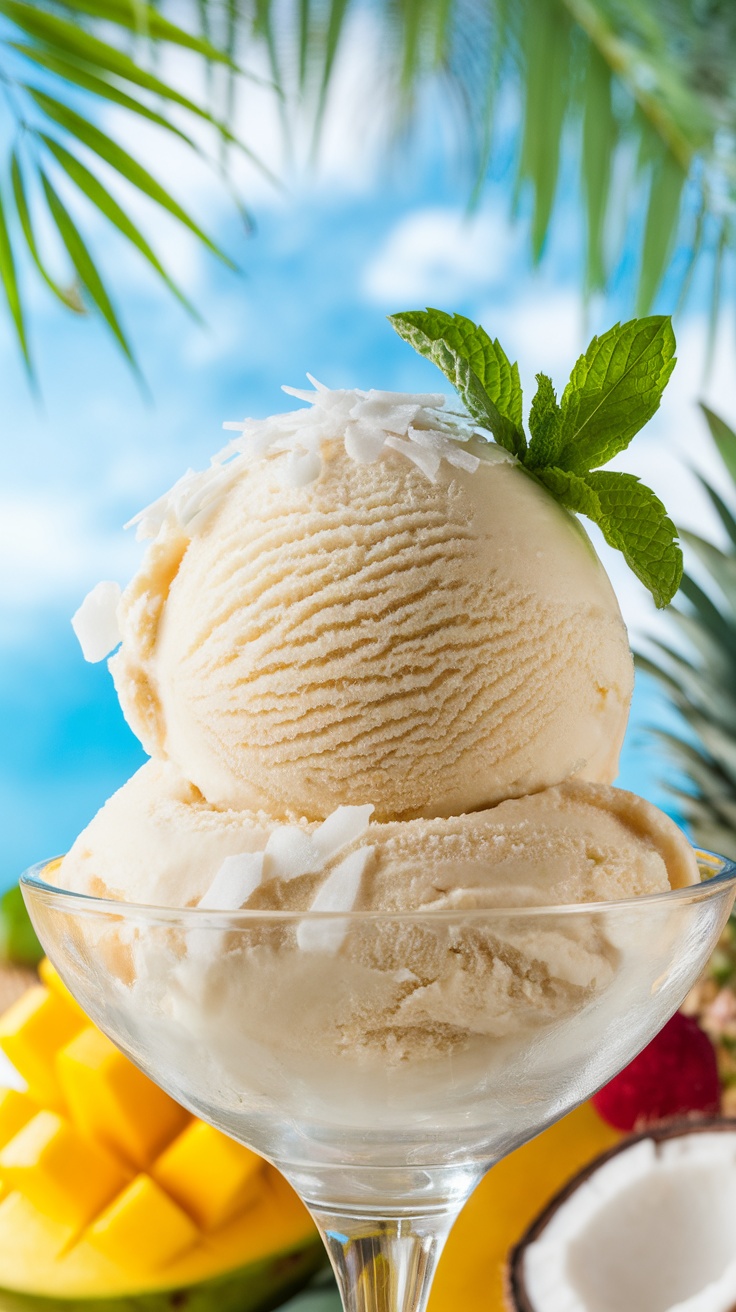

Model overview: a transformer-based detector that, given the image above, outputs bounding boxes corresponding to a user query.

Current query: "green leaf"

[558,316,676,472]
[700,403,736,487]
[40,170,139,373]
[0,182,31,375]
[527,373,563,468]
[534,466,602,518]
[29,91,236,268]
[696,475,736,550]
[636,148,686,315]
[41,136,199,319]
[314,0,351,141]
[0,886,43,967]
[14,46,196,147]
[582,45,616,292]
[37,0,237,63]
[518,0,571,261]
[586,469,683,608]
[11,150,84,312]
[389,307,524,454]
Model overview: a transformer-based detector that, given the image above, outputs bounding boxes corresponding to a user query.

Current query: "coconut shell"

[505,1116,736,1311]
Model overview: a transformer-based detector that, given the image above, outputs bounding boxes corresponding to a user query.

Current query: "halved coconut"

[507,1119,736,1312]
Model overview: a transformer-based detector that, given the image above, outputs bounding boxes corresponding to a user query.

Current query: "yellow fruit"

[87,1175,200,1270]
[0,1109,129,1229]
[0,986,85,1109]
[152,1120,263,1231]
[429,1103,621,1312]
[57,1025,189,1168]
[0,960,323,1311]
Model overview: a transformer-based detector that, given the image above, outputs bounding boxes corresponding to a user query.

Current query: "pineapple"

[636,402,736,859]
[639,402,736,1112]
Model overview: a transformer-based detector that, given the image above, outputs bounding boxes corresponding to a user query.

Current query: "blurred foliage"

[637,406,736,857]
[2,0,736,377]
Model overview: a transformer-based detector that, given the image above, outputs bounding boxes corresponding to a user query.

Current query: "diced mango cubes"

[38,959,88,1021]
[0,959,300,1287]
[0,1089,38,1149]
[152,1121,264,1230]
[87,1175,199,1270]
[0,986,85,1109]
[0,1110,129,1229]
[58,1026,190,1169]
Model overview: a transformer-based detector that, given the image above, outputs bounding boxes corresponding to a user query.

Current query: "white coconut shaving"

[198,852,265,911]
[197,804,374,912]
[296,847,374,954]
[71,580,122,663]
[125,380,497,544]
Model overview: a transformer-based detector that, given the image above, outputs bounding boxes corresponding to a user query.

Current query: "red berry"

[592,1011,721,1132]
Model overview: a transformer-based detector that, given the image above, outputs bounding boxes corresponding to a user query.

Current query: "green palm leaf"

[28,91,236,268]
[0,184,31,375]
[41,169,139,373]
[639,406,736,855]
[11,151,84,313]
[41,136,200,318]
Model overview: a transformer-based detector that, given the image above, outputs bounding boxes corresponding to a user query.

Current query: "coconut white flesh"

[523,1130,736,1312]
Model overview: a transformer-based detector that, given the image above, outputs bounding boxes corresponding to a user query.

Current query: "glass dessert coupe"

[21,851,736,1312]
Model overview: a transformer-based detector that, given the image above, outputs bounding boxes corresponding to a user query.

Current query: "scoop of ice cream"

[57,764,698,1080]
[109,391,633,822]
[58,760,698,913]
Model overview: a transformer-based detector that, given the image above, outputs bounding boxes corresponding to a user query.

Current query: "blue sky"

[2,14,736,887]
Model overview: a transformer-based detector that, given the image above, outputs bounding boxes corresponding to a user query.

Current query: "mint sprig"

[389,308,683,608]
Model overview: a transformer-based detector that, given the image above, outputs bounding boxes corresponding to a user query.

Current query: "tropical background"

[2,1,736,881]
[1,7,736,1312]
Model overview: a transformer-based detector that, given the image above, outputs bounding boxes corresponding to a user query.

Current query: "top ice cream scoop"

[106,386,633,822]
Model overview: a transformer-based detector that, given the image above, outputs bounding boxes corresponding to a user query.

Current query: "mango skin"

[429,1103,620,1312]
[0,1243,324,1312]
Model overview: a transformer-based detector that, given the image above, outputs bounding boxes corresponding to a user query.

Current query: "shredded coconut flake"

[296,847,373,954]
[125,381,501,542]
[71,580,122,663]
[199,852,264,910]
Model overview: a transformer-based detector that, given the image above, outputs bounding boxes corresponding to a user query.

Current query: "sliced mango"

[87,1175,200,1270]
[0,959,322,1302]
[0,1089,37,1149]
[0,1190,75,1262]
[152,1120,264,1230]
[0,986,85,1108]
[0,1110,129,1229]
[58,1025,190,1169]
[38,958,89,1021]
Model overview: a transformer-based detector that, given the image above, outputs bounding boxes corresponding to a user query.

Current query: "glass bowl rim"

[19,849,736,926]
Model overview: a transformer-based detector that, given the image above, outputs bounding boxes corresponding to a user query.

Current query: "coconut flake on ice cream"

[101,382,635,822]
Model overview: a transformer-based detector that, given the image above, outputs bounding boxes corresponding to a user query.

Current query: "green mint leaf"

[534,466,602,518]
[527,373,563,468]
[389,308,525,456]
[557,316,676,473]
[585,470,683,608]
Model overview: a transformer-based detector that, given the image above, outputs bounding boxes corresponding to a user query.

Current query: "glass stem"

[311,1206,461,1312]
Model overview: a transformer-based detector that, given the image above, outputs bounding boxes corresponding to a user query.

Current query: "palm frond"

[639,407,736,856]
[0,0,255,379]
[3,0,736,379]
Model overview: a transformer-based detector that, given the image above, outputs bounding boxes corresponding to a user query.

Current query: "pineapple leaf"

[700,404,736,487]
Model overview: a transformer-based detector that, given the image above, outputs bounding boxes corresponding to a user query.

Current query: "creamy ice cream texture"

[62,383,697,1066]
[108,394,633,822]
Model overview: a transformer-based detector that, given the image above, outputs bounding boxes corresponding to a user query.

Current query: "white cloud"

[482,289,585,386]
[362,206,516,305]
[0,491,139,611]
